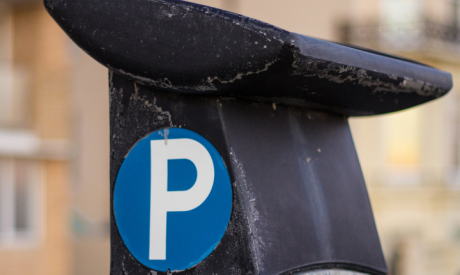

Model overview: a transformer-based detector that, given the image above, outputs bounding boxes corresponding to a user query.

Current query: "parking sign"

[114,128,232,272]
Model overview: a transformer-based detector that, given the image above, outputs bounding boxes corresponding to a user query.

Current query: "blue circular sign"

[114,128,232,272]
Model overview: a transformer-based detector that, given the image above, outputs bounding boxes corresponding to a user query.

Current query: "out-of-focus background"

[0,0,459,274]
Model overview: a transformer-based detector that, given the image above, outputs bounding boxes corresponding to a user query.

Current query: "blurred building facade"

[0,1,72,274]
[0,0,459,275]
[343,1,460,274]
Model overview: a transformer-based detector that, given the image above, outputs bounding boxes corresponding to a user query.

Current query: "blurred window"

[0,65,30,127]
[381,109,423,185]
[380,0,423,48]
[0,6,30,127]
[0,159,42,246]
[446,92,460,186]
[382,0,422,25]
[452,0,460,29]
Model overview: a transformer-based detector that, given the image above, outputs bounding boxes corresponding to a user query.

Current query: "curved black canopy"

[44,0,453,116]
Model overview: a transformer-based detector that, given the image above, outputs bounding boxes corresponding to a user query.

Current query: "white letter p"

[149,138,215,260]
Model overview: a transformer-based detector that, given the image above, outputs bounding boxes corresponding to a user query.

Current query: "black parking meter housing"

[44,0,453,274]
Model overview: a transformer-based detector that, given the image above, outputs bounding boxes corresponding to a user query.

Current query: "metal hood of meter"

[44,0,453,116]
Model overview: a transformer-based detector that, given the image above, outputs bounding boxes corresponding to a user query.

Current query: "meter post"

[44,0,453,274]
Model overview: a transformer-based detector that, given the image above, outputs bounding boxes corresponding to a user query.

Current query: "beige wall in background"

[194,0,350,40]
[344,1,460,273]
[71,43,110,275]
[238,0,349,40]
[72,48,110,225]
[0,4,72,275]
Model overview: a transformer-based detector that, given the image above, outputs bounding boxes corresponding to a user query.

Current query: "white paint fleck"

[164,128,169,145]
[207,58,279,86]
[112,68,218,92]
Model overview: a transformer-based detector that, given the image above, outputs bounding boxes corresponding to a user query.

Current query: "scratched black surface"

[45,0,452,116]
[109,73,386,275]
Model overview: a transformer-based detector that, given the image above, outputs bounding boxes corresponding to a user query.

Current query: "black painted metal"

[43,1,454,274]
[44,0,451,116]
[109,73,386,275]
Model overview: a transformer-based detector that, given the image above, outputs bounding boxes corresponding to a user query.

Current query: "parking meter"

[44,0,453,274]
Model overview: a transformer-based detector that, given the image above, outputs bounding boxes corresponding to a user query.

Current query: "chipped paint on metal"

[229,148,265,274]
[291,52,446,98]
